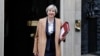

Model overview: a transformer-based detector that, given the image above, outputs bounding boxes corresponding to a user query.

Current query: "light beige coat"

[33,17,62,56]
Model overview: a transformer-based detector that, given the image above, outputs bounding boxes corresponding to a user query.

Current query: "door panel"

[82,0,100,55]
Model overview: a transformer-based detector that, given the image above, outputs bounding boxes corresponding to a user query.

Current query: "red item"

[60,21,70,39]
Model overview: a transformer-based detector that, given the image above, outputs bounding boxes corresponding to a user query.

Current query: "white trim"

[60,0,64,56]
[0,0,4,56]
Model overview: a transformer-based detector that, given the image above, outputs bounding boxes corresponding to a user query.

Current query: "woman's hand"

[34,54,38,56]
[34,53,38,56]
[60,36,66,41]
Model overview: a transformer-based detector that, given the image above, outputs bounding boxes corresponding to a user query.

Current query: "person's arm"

[33,29,38,56]
[59,19,66,42]
[33,20,40,56]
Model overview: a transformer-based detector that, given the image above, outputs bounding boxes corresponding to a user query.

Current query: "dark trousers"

[45,51,55,56]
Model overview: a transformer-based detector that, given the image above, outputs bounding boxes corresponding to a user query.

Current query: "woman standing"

[33,4,65,56]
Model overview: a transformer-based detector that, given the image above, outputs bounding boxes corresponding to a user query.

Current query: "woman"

[33,4,65,56]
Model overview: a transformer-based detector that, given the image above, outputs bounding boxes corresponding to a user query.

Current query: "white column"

[60,0,81,56]
[0,0,4,56]
[60,0,64,56]
[61,0,75,56]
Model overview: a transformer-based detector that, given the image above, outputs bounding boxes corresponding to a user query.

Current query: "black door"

[82,0,100,55]
[4,0,60,56]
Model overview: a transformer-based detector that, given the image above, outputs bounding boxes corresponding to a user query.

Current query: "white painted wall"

[60,0,81,56]
[75,0,81,56]
[0,0,4,56]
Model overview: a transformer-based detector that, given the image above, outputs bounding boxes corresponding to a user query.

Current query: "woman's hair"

[46,4,58,13]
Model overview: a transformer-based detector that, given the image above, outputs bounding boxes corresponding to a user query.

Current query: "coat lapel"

[55,18,60,39]
[55,18,61,56]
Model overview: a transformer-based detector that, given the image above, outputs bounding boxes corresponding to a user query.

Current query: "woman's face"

[47,8,56,18]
